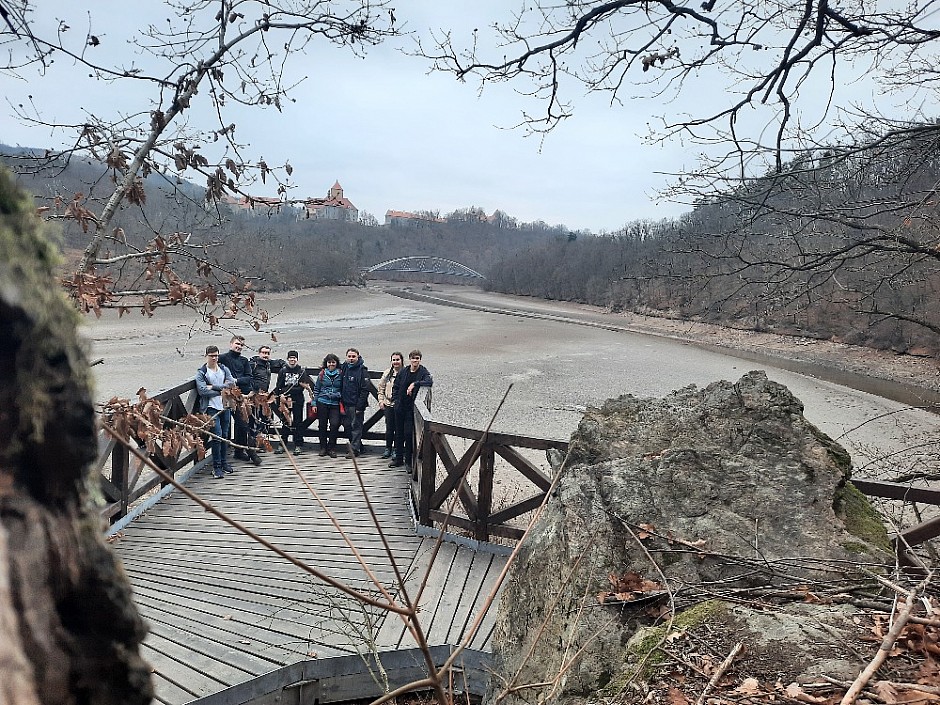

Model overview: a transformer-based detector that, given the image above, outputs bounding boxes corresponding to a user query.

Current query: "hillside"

[0,145,565,292]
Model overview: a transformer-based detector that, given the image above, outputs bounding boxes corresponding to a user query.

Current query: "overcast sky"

[1,2,893,232]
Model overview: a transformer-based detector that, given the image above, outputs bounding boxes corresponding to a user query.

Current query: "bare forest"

[2,147,566,294]
[484,127,940,356]
[11,134,940,356]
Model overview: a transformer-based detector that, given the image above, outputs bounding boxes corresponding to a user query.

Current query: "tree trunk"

[0,167,152,705]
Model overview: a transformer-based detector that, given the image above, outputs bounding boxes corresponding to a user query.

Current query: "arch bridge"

[365,256,485,281]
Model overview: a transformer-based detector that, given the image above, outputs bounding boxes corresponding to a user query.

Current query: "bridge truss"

[365,256,485,280]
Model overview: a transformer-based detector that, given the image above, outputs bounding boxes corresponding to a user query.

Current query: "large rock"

[489,371,889,704]
[0,169,152,705]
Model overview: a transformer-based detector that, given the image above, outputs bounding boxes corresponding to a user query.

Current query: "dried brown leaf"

[736,677,762,695]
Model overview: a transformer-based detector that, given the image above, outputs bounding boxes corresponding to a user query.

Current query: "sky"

[0,1,897,233]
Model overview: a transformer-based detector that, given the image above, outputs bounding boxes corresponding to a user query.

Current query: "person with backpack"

[313,353,343,457]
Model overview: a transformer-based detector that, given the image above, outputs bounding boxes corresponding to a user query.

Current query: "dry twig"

[695,641,743,705]
[840,572,935,705]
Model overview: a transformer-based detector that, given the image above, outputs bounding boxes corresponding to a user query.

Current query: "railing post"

[476,444,495,542]
[414,388,435,527]
[418,433,436,527]
[112,442,130,522]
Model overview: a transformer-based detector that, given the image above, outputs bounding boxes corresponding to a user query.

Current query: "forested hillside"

[8,127,939,357]
[1,148,568,292]
[484,130,940,356]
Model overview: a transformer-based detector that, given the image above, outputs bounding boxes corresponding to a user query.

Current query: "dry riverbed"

[83,283,940,499]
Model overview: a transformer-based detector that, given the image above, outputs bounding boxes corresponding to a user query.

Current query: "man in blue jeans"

[340,348,370,458]
[195,345,235,478]
[219,335,262,465]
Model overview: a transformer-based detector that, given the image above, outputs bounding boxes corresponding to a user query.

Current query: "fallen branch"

[695,641,743,705]
[883,681,940,696]
[840,572,934,705]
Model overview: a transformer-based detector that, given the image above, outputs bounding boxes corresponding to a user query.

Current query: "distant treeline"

[484,131,940,355]
[1,149,570,292]
[7,133,940,355]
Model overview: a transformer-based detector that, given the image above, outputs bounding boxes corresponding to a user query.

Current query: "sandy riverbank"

[402,285,940,401]
[82,283,940,485]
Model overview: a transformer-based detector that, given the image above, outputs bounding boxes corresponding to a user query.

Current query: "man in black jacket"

[219,335,261,465]
[250,345,286,392]
[340,348,370,457]
[389,350,433,469]
[273,350,312,454]
[250,344,286,446]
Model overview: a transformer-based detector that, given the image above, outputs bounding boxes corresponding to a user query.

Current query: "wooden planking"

[370,539,506,653]
[133,583,365,661]
[144,630,261,684]
[118,540,418,581]
[114,445,507,705]
[133,594,306,664]
[119,545,415,584]
[141,642,231,700]
[425,543,473,646]
[148,668,199,705]
[122,555,343,606]
[129,567,371,640]
[372,540,457,650]
[132,583,350,661]
[121,550,377,592]
[444,550,500,647]
[404,541,459,650]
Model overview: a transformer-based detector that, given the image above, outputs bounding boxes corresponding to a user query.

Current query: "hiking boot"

[248,450,262,466]
[328,449,337,458]
[274,446,286,454]
[292,446,303,456]
[381,448,392,459]
[345,450,355,459]
[388,458,404,468]
[213,468,225,479]
[318,448,328,457]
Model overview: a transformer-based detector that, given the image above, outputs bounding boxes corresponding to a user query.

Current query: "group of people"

[194,335,433,479]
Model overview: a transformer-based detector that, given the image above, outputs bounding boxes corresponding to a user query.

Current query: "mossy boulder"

[489,371,890,705]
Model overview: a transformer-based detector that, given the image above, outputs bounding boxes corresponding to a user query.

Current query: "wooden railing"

[97,369,387,525]
[97,369,570,543]
[101,373,931,552]
[98,379,202,524]
[851,479,940,569]
[410,388,569,543]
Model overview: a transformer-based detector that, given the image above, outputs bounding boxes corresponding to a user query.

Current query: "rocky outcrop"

[0,169,152,705]
[490,371,890,705]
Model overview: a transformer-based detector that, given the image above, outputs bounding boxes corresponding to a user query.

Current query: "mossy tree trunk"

[0,168,152,705]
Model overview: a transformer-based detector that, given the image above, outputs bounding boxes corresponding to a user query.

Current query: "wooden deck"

[110,447,507,705]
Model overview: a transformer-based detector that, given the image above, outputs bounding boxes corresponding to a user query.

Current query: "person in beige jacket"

[377,352,404,459]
